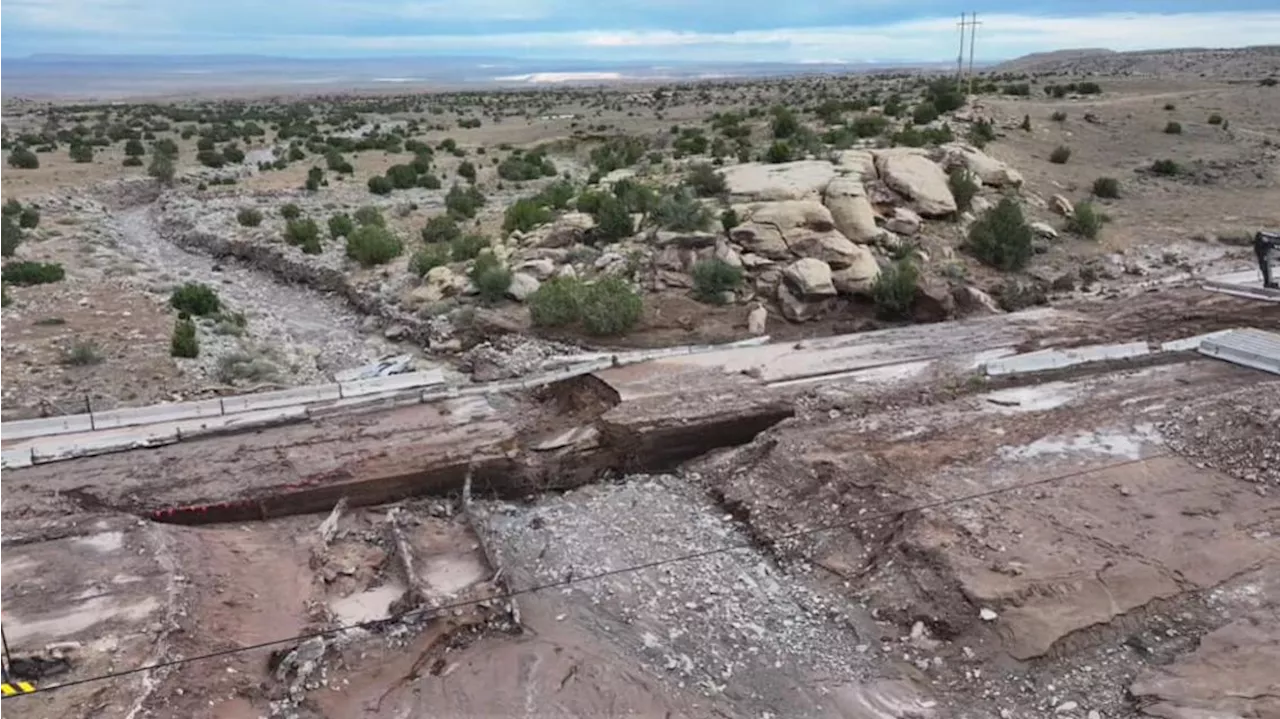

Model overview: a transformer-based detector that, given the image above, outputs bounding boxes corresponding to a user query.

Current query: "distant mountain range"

[1,54,959,99]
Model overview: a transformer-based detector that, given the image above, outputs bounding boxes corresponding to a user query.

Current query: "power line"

[2,452,1167,701]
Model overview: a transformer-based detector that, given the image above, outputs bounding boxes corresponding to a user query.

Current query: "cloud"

[4,5,1280,61]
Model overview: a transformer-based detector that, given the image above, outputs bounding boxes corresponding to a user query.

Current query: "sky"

[3,0,1280,62]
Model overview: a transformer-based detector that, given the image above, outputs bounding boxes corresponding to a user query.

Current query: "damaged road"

[3,314,1279,719]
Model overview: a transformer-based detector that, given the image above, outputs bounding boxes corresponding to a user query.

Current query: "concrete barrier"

[338,370,445,399]
[91,398,225,430]
[31,428,180,464]
[219,384,341,414]
[176,407,310,440]
[2,414,95,441]
[1,447,34,469]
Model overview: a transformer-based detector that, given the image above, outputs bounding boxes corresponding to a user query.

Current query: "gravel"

[1159,382,1280,486]
[476,474,876,715]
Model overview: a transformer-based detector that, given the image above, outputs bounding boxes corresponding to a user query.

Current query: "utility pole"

[956,13,968,91]
[967,12,981,95]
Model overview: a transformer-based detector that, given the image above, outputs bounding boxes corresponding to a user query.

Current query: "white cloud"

[5,8,1280,61]
[228,11,1280,61]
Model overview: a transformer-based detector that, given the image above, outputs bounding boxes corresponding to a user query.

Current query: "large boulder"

[534,212,595,248]
[782,257,836,297]
[777,281,832,322]
[830,246,881,297]
[935,143,1024,187]
[824,176,883,244]
[787,230,868,269]
[832,150,877,180]
[730,200,836,261]
[885,207,923,236]
[506,272,541,302]
[720,161,838,202]
[873,149,957,217]
[713,237,743,269]
[747,303,768,335]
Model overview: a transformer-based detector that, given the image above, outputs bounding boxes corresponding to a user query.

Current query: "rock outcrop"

[935,143,1024,188]
[720,161,838,202]
[873,148,958,217]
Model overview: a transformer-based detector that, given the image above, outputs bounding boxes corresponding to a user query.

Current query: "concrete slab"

[90,397,225,430]
[1199,328,1280,375]
[983,341,1151,376]
[338,369,445,399]
[2,413,94,442]
[220,383,341,414]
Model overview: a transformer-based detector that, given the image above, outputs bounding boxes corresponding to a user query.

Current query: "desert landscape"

[2,44,1279,719]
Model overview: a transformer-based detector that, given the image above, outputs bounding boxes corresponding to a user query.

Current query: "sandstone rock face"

[824,176,883,244]
[516,258,557,280]
[777,281,833,322]
[1050,194,1074,218]
[730,223,790,260]
[713,237,743,269]
[873,149,957,217]
[425,265,465,296]
[936,143,1025,187]
[731,200,837,261]
[952,285,1003,316]
[831,150,877,179]
[720,161,838,202]
[1030,221,1059,239]
[912,280,956,323]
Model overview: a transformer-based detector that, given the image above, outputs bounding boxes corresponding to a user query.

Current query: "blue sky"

[3,0,1280,61]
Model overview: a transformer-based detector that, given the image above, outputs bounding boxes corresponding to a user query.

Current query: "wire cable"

[2,452,1164,700]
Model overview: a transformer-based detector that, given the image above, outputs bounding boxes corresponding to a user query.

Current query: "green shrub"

[368,175,394,195]
[469,251,512,305]
[1164,121,1183,135]
[169,282,221,315]
[69,144,94,163]
[765,141,793,164]
[445,183,485,219]
[284,218,322,253]
[148,153,175,184]
[651,188,711,232]
[170,318,199,358]
[925,78,965,113]
[535,179,575,210]
[528,276,583,328]
[968,119,995,148]
[948,168,980,213]
[18,207,39,229]
[457,160,477,183]
[1066,201,1104,239]
[872,258,919,320]
[1048,145,1072,164]
[1050,110,1067,122]
[279,203,302,220]
[1092,177,1120,198]
[2,217,21,257]
[1,283,10,307]
[966,196,1033,271]
[580,277,642,336]
[63,340,104,366]
[591,195,634,242]
[2,261,65,286]
[2,200,21,218]
[346,225,404,267]
[1207,113,1224,125]
[409,244,451,277]
[328,213,354,238]
[123,156,144,167]
[8,146,39,169]
[850,114,890,138]
[720,208,740,233]
[686,162,727,197]
[771,106,799,139]
[237,208,263,227]
[497,150,556,181]
[422,214,462,244]
[450,234,489,261]
[1150,159,1181,176]
[691,259,744,304]
[353,205,385,227]
[386,164,418,189]
[418,173,442,189]
[912,102,940,125]
[503,198,553,234]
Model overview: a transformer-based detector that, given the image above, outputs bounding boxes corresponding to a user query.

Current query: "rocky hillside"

[994,45,1280,78]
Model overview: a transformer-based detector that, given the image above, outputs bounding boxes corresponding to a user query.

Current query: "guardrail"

[0,371,445,443]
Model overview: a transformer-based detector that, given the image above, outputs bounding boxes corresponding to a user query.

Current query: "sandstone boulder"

[720,161,838,202]
[713,237,743,268]
[1050,195,1074,218]
[873,149,957,217]
[913,280,956,323]
[787,230,867,269]
[745,200,836,231]
[777,282,833,322]
[824,176,883,244]
[830,246,881,297]
[730,223,790,260]
[782,257,836,298]
[747,303,768,335]
[425,265,465,296]
[832,150,877,179]
[535,212,596,248]
[1030,221,1059,240]
[885,207,923,236]
[936,143,1024,187]
[952,285,1003,316]
[516,257,557,280]
[506,272,541,302]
